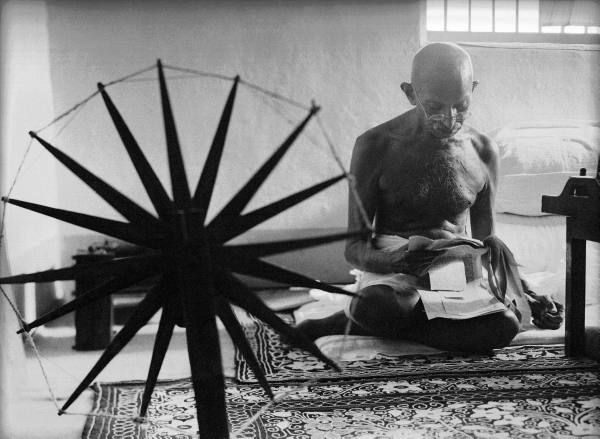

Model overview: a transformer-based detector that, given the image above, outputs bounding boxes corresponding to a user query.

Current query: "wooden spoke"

[224,255,355,297]
[139,289,175,418]
[0,253,160,285]
[215,296,273,399]
[193,76,240,219]
[221,272,339,371]
[28,131,163,231]
[224,229,368,259]
[98,83,173,218]
[210,105,320,225]
[177,264,228,437]
[60,283,164,413]
[17,268,155,334]
[157,60,191,207]
[210,174,345,242]
[2,197,164,249]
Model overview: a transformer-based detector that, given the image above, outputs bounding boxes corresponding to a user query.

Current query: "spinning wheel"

[0,60,365,437]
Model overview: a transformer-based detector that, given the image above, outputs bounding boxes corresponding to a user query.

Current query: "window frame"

[427,31,600,44]
[426,0,600,45]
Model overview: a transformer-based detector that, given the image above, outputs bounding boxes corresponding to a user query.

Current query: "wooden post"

[565,221,587,356]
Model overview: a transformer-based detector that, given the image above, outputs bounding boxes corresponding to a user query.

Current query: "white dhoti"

[350,234,510,321]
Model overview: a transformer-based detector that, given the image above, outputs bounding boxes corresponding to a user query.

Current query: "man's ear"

[401,82,417,106]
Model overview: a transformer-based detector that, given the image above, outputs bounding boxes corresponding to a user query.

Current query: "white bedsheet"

[491,121,600,306]
[315,304,600,361]
[496,212,600,306]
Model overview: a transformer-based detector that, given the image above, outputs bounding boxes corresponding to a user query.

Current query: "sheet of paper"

[418,281,506,320]
[429,259,467,291]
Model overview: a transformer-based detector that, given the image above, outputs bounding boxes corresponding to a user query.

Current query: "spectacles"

[413,86,474,123]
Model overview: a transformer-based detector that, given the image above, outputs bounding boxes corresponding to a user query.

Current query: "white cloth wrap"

[346,234,510,322]
[356,235,417,291]
[344,234,416,318]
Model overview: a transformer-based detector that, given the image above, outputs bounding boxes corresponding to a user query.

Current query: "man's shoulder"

[465,125,498,165]
[356,113,414,152]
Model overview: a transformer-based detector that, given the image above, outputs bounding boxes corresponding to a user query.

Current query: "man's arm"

[471,135,563,329]
[344,134,419,274]
[469,135,498,241]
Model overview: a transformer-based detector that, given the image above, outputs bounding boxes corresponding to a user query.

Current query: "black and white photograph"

[1,0,599,437]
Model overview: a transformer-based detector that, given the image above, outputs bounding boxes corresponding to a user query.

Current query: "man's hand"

[390,248,440,276]
[528,293,564,330]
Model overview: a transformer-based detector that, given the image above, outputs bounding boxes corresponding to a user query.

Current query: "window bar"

[468,0,472,32]
[516,0,520,32]
[444,0,448,31]
[492,0,496,32]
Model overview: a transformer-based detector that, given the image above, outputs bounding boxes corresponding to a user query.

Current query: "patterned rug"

[84,314,600,438]
[85,361,600,438]
[235,314,598,383]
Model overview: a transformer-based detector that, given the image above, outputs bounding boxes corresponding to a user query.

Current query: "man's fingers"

[541,314,562,325]
[539,295,557,314]
[543,320,561,330]
[544,311,563,319]
[533,316,562,330]
[532,296,564,329]
[538,322,561,330]
[540,312,563,327]
[529,300,545,318]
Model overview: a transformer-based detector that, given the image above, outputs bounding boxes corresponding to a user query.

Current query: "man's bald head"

[411,43,473,96]
[400,43,476,138]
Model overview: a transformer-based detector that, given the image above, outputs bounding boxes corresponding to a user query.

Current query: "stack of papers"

[419,281,506,320]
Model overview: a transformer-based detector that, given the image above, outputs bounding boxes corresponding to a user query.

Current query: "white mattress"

[490,121,600,306]
[496,212,600,306]
[493,120,599,216]
[315,305,600,361]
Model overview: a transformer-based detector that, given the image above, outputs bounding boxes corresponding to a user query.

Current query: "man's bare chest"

[378,141,487,215]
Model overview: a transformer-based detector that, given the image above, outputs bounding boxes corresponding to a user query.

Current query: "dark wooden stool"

[72,244,156,351]
[73,253,114,350]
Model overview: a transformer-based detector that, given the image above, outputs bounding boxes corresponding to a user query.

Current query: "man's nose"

[441,112,456,129]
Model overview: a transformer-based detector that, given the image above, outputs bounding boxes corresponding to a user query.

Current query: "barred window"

[427,0,600,43]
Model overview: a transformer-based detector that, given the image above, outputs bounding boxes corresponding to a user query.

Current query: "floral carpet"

[235,314,597,383]
[84,316,600,438]
[85,363,599,438]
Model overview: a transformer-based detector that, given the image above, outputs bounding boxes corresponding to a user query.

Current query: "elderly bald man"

[297,43,563,353]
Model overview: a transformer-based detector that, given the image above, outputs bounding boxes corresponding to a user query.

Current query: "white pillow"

[492,121,599,216]
[496,171,573,216]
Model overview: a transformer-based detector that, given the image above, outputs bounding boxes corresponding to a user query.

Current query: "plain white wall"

[43,0,423,230]
[1,1,60,277]
[464,42,600,133]
[0,2,50,433]
[1,1,598,434]
[38,0,424,281]
[3,0,599,287]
